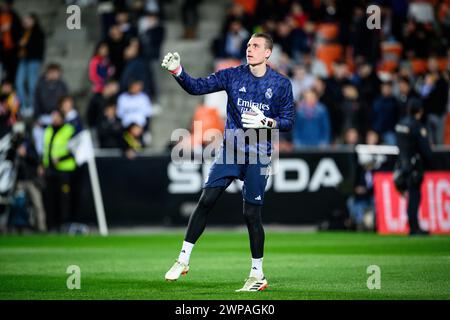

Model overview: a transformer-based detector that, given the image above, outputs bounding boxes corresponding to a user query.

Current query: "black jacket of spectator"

[273,31,294,57]
[398,90,419,118]
[106,36,129,80]
[16,137,39,181]
[139,24,165,61]
[323,77,351,139]
[86,93,117,128]
[350,11,381,63]
[372,96,400,135]
[86,93,104,128]
[34,77,69,118]
[356,72,381,132]
[404,23,434,59]
[340,98,365,134]
[254,0,291,25]
[98,115,123,148]
[20,26,45,60]
[120,57,153,97]
[423,75,449,117]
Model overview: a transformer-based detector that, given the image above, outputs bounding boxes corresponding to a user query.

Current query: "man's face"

[345,128,359,145]
[104,105,116,119]
[1,83,12,94]
[104,82,119,96]
[23,16,34,29]
[109,25,122,40]
[130,125,143,137]
[366,131,379,145]
[130,82,143,94]
[61,99,73,114]
[46,69,60,81]
[293,66,306,79]
[98,44,109,57]
[381,83,392,96]
[51,111,63,126]
[358,64,371,77]
[229,21,242,33]
[428,57,439,72]
[246,37,271,66]
[304,91,317,105]
[399,81,409,94]
[116,12,128,24]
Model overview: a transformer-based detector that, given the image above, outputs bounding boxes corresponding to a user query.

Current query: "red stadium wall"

[374,172,450,234]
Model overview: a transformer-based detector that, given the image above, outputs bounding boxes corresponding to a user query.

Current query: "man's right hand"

[161,52,182,76]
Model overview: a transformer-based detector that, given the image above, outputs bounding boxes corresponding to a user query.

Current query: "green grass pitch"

[0,231,449,300]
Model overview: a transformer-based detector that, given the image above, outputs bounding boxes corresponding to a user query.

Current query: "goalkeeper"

[162,33,294,292]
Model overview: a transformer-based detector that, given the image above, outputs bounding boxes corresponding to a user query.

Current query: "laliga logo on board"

[265,88,273,99]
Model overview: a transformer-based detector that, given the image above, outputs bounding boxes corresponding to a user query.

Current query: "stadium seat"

[234,0,257,15]
[381,42,403,58]
[378,42,402,72]
[378,60,398,73]
[315,44,343,74]
[410,58,428,75]
[437,57,448,71]
[316,23,339,42]
[191,105,225,146]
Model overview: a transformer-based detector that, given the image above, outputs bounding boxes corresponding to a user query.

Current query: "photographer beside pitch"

[161,33,294,291]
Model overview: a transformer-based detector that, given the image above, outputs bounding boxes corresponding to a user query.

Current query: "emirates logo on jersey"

[237,98,270,111]
[265,88,273,99]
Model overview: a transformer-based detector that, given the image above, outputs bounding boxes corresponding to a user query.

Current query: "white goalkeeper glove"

[161,52,182,76]
[241,105,277,129]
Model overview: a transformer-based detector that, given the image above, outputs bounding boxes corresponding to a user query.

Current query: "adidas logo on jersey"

[239,86,246,93]
[255,195,261,201]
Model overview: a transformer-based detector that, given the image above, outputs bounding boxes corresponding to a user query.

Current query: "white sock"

[178,241,194,265]
[249,257,264,278]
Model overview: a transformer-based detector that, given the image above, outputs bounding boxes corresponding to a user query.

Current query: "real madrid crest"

[265,88,273,99]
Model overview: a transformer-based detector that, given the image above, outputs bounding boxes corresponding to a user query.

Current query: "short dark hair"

[128,78,143,89]
[408,97,423,116]
[52,108,65,119]
[399,76,410,85]
[46,63,61,72]
[105,97,117,108]
[251,32,273,50]
[1,79,13,87]
[58,95,73,109]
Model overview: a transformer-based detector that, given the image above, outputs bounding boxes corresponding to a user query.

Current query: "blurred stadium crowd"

[0,0,168,157]
[0,0,449,233]
[206,0,450,151]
